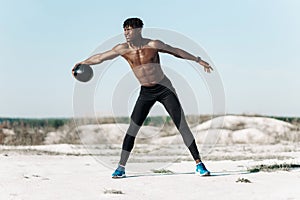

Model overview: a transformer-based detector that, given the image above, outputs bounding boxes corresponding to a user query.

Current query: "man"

[73,17,213,178]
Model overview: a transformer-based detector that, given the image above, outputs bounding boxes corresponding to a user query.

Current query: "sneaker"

[112,165,126,178]
[195,162,210,176]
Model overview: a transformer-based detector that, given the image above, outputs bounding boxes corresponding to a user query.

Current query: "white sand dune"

[192,115,299,144]
[75,124,161,145]
[2,115,296,146]
[71,115,299,145]
[194,115,296,131]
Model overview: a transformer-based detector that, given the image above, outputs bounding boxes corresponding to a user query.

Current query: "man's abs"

[132,64,165,86]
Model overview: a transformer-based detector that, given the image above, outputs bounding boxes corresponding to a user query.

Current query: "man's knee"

[127,120,141,136]
[122,134,135,152]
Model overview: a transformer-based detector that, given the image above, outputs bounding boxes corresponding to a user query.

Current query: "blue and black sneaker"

[112,165,126,179]
[195,162,210,176]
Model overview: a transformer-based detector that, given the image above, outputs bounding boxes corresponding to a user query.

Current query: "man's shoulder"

[147,39,165,49]
[113,43,129,50]
[113,43,129,54]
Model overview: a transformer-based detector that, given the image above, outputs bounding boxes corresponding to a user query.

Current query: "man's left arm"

[150,40,213,73]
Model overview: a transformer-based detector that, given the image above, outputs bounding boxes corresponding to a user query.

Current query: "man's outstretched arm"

[72,44,124,73]
[149,40,213,73]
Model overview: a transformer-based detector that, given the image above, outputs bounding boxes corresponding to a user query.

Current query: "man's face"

[124,26,141,42]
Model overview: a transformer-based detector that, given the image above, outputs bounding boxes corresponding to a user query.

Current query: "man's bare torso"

[118,39,165,86]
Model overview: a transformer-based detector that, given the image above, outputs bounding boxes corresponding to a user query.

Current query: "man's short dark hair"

[123,18,144,29]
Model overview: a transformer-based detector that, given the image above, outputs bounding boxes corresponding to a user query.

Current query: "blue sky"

[0,0,299,118]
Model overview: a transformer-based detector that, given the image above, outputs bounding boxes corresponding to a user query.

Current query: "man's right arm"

[72,44,125,71]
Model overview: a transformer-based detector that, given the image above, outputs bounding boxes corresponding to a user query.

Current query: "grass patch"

[151,169,174,174]
[103,188,124,195]
[248,163,300,173]
[236,177,251,183]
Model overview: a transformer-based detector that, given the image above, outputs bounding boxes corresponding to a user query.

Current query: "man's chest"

[122,48,158,64]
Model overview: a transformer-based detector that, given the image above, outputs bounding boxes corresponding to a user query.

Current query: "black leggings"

[119,76,200,166]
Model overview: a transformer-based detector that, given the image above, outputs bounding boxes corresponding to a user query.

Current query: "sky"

[0,0,299,118]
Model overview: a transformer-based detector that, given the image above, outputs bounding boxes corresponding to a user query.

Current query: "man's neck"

[129,36,143,49]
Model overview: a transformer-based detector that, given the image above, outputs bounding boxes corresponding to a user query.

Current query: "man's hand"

[198,59,213,73]
[72,62,84,76]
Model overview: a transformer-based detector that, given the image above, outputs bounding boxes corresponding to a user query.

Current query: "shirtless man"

[73,18,213,178]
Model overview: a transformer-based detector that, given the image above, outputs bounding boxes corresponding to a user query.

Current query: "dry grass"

[236,177,251,183]
[103,188,124,195]
[151,169,174,174]
[248,163,300,173]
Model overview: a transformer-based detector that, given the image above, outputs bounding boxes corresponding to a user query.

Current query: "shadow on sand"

[120,170,254,179]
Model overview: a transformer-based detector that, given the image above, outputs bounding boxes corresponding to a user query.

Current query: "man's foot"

[112,165,126,179]
[195,162,210,176]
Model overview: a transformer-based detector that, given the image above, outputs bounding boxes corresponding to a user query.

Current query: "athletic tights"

[119,76,200,166]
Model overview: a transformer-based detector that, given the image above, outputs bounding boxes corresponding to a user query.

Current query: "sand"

[1,115,300,199]
[1,145,300,200]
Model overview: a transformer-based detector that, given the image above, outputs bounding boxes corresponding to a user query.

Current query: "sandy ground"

[1,150,300,200]
[2,116,299,199]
